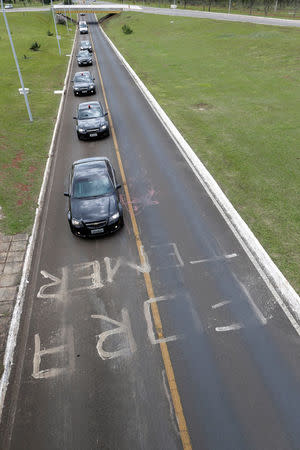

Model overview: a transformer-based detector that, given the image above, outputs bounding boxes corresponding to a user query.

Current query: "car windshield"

[73,173,113,198]
[81,41,89,46]
[78,107,102,120]
[74,74,91,83]
[78,51,89,57]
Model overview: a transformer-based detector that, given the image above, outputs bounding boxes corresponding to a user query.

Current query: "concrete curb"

[99,26,300,332]
[0,32,77,422]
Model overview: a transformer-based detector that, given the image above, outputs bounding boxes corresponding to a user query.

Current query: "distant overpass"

[53,3,141,14]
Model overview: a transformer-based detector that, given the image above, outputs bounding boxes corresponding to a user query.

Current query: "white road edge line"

[0,32,77,422]
[99,25,300,335]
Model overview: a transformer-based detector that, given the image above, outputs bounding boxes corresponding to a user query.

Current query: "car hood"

[77,55,91,60]
[71,194,117,222]
[78,117,107,129]
[74,81,93,89]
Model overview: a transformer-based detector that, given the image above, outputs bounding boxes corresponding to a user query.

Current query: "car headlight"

[78,128,85,133]
[100,124,107,129]
[74,87,79,91]
[109,212,119,223]
[89,84,94,89]
[71,218,81,226]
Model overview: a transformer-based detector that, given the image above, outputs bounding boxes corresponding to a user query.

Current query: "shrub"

[122,24,133,35]
[30,41,41,51]
[47,30,54,36]
[56,14,66,25]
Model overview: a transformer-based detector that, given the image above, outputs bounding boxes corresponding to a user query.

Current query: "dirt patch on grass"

[192,102,213,111]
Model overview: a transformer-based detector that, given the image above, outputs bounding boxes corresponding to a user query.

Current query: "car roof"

[78,101,100,110]
[74,71,92,77]
[73,157,109,173]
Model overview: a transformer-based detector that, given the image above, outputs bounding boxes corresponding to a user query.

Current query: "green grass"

[102,13,300,293]
[0,12,74,234]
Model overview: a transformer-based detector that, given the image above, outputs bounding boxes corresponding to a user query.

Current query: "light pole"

[228,0,232,14]
[51,0,61,55]
[1,0,33,121]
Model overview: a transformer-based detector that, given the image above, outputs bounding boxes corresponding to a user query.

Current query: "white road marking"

[215,323,244,332]
[32,326,74,379]
[162,369,180,436]
[127,245,151,274]
[104,257,122,283]
[150,242,184,268]
[212,300,231,309]
[144,295,178,344]
[190,253,237,265]
[37,270,62,300]
[236,276,267,325]
[91,308,136,360]
[70,261,103,292]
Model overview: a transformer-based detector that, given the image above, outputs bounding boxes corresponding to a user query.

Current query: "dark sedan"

[77,50,93,66]
[64,157,123,238]
[72,71,95,96]
[80,40,92,53]
[74,101,109,140]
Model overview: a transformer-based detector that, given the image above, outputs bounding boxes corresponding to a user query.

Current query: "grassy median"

[102,13,300,293]
[0,11,74,234]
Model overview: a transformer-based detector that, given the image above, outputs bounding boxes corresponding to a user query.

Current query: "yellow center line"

[90,22,192,450]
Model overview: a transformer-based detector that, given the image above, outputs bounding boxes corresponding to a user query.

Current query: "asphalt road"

[1,15,300,450]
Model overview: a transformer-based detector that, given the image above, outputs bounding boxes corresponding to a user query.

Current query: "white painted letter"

[32,326,75,379]
[92,308,136,360]
[144,295,177,344]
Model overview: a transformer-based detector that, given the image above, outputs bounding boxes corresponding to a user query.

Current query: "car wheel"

[106,129,110,137]
[77,132,82,140]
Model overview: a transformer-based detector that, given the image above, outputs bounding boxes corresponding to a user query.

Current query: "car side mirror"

[104,112,108,117]
[116,184,122,190]
[93,77,95,81]
[73,116,77,120]
[64,192,69,197]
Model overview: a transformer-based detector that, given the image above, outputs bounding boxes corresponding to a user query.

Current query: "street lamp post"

[51,0,61,55]
[1,0,33,121]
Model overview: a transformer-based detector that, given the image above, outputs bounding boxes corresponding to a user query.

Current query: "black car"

[80,40,92,53]
[74,101,109,140]
[64,157,123,237]
[72,71,95,96]
[77,50,93,66]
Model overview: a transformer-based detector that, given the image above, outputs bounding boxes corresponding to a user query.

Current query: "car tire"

[77,133,82,140]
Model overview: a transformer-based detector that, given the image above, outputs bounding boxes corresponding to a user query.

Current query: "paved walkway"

[0,233,28,370]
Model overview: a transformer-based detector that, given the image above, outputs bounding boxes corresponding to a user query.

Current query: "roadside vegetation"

[101,12,300,293]
[0,11,74,234]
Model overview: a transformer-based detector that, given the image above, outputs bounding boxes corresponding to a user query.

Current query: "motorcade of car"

[72,71,95,96]
[74,101,109,140]
[77,50,93,66]
[64,157,123,237]
[80,40,92,53]
[79,21,88,34]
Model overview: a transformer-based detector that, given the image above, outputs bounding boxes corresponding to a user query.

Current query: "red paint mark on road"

[120,187,159,216]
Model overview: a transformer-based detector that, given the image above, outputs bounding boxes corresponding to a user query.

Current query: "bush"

[56,14,66,25]
[122,24,133,34]
[47,30,53,36]
[30,41,41,51]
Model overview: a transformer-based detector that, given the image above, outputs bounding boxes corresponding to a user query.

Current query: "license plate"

[89,133,97,137]
[91,228,104,234]
[82,90,87,93]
